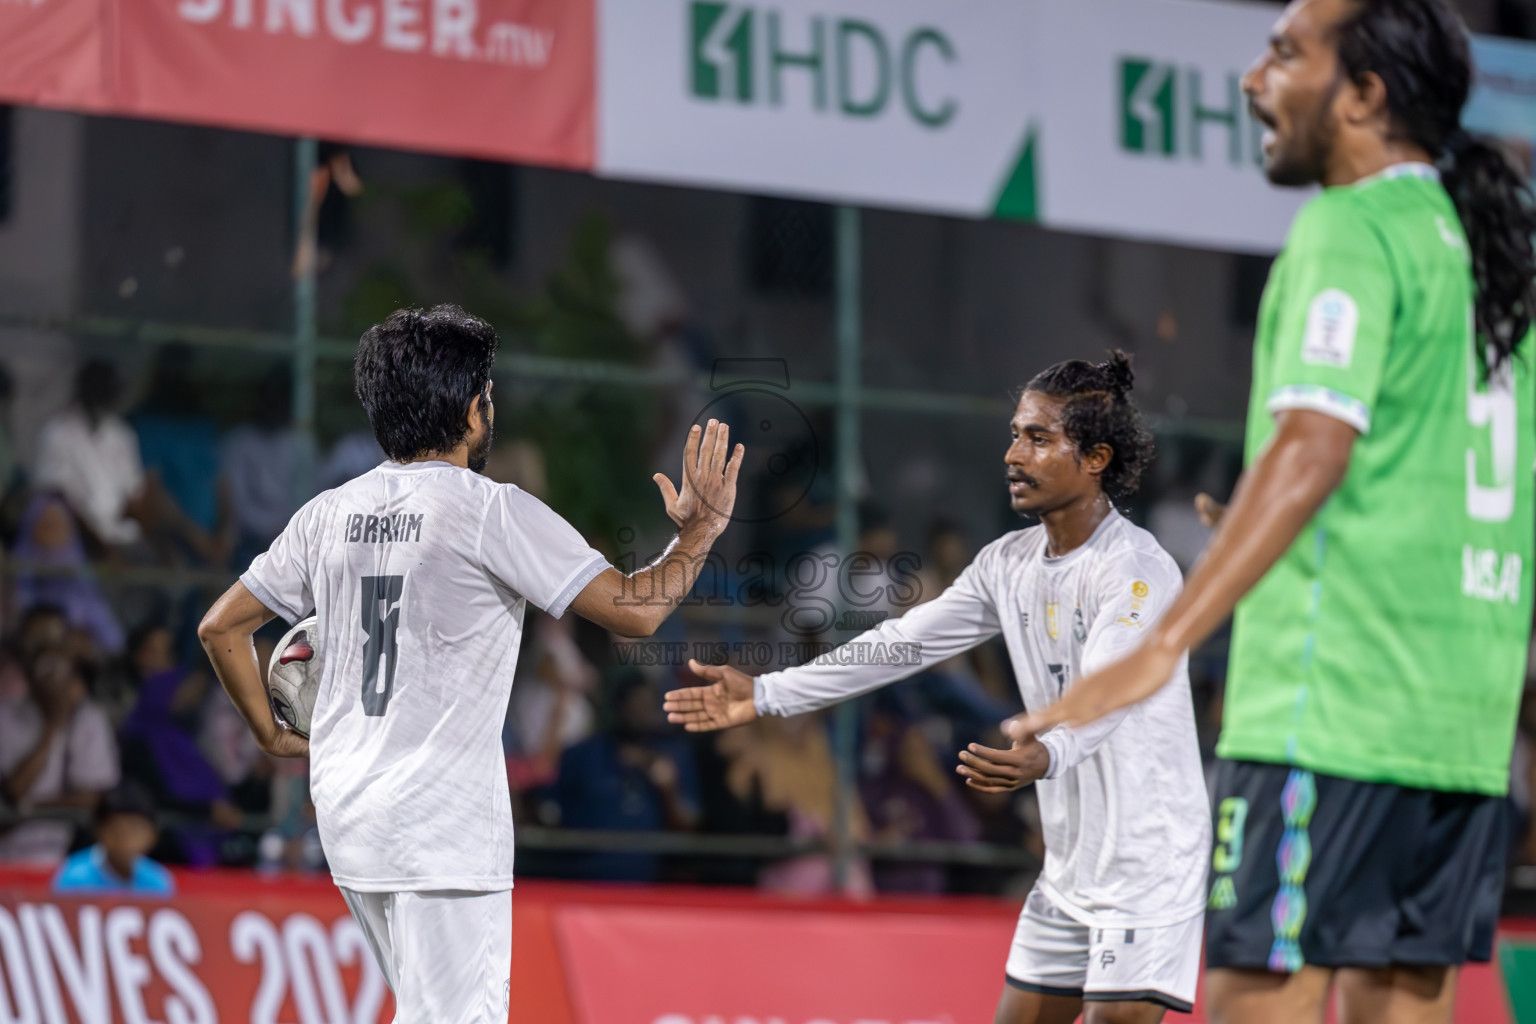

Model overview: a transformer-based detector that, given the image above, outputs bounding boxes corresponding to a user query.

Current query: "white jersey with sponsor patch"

[242,460,610,892]
[754,510,1209,927]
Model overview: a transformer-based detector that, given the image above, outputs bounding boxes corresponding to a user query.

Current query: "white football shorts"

[340,887,512,1023]
[1003,885,1202,1013]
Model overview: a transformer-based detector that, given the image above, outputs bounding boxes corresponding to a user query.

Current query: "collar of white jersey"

[377,459,456,471]
[1040,508,1122,567]
[1350,161,1440,188]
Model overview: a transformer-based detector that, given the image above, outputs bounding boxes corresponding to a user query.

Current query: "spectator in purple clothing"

[119,624,243,865]
[12,492,124,655]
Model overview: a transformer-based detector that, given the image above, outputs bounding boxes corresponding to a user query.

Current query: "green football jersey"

[1219,164,1535,796]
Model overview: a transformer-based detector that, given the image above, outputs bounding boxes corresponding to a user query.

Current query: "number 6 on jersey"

[361,575,404,716]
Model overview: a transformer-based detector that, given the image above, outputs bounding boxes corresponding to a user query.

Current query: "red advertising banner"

[557,903,1017,1024]
[0,0,112,111]
[0,883,396,1024]
[113,0,593,167]
[0,872,1524,1024]
[551,900,1523,1024]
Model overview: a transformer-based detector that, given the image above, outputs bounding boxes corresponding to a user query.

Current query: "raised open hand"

[653,419,745,533]
[663,659,759,732]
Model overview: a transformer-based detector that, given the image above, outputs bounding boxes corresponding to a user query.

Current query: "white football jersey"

[242,460,609,892]
[755,511,1210,927]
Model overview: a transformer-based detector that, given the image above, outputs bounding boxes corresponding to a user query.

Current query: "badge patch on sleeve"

[1117,581,1151,628]
[1301,288,1358,368]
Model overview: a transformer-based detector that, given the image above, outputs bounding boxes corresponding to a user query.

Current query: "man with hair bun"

[1017,2,1536,1022]
[667,352,1209,1023]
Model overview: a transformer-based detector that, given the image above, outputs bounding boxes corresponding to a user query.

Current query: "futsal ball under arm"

[267,616,321,739]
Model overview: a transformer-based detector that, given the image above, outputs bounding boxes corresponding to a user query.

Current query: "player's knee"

[1081,1000,1164,1024]
[1390,964,1452,1002]
[1205,966,1331,1024]
[992,981,1078,1024]
[991,983,1031,1024]
[1335,963,1455,1021]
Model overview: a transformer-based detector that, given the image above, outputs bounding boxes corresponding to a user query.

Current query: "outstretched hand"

[663,658,759,732]
[955,733,1051,793]
[653,419,745,534]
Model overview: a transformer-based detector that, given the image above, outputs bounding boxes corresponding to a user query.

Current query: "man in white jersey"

[665,353,1209,1023]
[198,306,744,1022]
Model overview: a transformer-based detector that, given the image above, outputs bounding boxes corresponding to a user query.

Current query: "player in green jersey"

[1012,1,1536,1022]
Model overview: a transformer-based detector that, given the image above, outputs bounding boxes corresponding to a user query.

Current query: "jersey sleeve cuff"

[240,571,303,625]
[544,553,612,620]
[753,673,785,717]
[1266,384,1371,434]
[1038,729,1065,780]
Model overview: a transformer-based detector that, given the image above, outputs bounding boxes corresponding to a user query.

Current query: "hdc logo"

[689,2,959,127]
[1119,57,1264,168]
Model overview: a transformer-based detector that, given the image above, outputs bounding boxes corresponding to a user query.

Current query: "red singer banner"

[0,0,112,111]
[113,0,594,168]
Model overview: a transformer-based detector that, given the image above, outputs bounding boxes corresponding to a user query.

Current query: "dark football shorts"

[1205,758,1507,972]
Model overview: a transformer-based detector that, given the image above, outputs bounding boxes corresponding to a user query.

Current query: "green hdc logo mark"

[1120,57,1266,169]
[690,2,958,128]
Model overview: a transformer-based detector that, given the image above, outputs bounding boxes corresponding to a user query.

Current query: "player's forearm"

[201,627,282,750]
[1145,420,1350,661]
[198,584,283,750]
[1038,707,1131,778]
[755,649,923,718]
[756,602,986,717]
[617,518,724,636]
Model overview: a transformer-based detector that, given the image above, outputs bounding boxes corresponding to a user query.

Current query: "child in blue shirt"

[53,782,174,896]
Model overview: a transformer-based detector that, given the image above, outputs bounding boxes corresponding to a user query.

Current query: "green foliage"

[341,264,418,338]
[329,180,514,338]
[510,216,660,547]
[397,182,475,237]
[329,177,661,545]
[314,357,372,445]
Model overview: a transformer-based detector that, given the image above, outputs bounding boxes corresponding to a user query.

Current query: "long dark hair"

[1336,0,1536,371]
[1024,350,1155,502]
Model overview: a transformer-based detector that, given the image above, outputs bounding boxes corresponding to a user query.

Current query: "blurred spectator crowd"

[0,347,352,876]
[3,339,1536,905]
[0,340,1046,896]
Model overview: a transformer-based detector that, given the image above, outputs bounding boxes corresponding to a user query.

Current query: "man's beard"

[468,404,495,474]
[1264,89,1339,187]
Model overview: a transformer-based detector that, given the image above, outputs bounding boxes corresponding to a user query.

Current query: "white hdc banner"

[597,0,1536,254]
